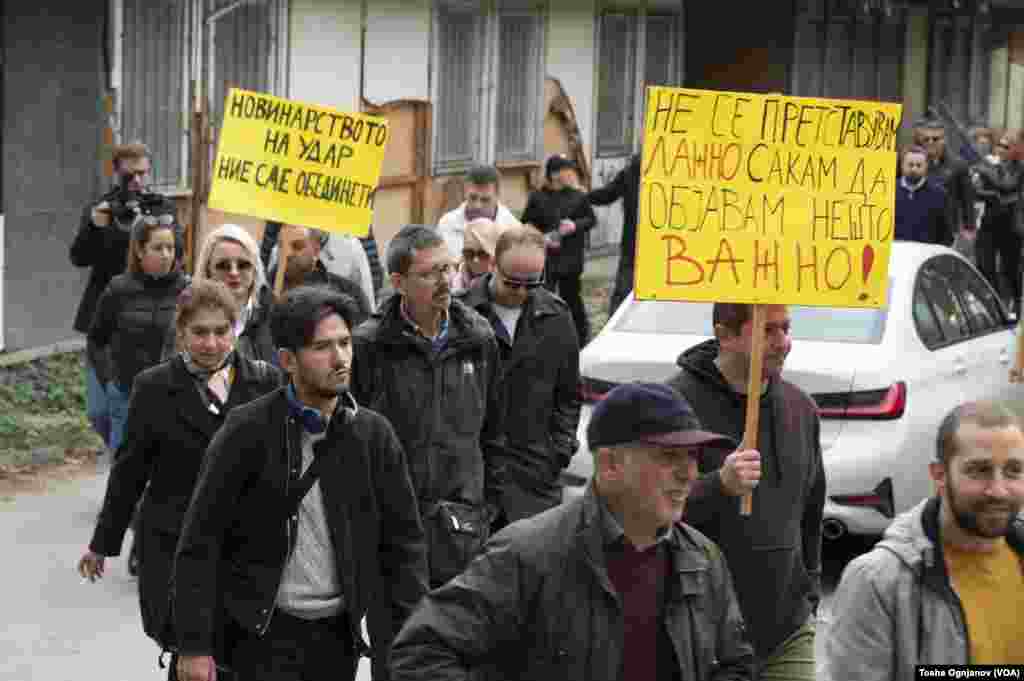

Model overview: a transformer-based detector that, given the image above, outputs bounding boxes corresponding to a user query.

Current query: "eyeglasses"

[497,267,544,290]
[409,263,455,284]
[213,258,254,273]
[462,248,491,262]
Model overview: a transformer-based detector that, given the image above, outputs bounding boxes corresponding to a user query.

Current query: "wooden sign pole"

[740,304,767,516]
[1014,314,1024,383]
[274,226,293,300]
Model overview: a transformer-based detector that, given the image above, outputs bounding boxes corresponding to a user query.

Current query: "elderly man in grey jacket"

[824,401,1024,678]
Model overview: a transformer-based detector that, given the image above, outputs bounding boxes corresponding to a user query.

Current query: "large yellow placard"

[636,87,902,308]
[208,88,389,237]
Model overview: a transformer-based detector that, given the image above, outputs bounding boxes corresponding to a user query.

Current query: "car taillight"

[815,381,906,420]
[831,478,895,518]
[579,377,619,403]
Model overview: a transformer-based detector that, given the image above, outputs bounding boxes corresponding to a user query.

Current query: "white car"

[563,242,1019,538]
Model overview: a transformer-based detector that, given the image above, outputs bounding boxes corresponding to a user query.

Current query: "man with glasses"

[437,164,522,261]
[825,401,1024,678]
[352,224,505,588]
[70,142,177,452]
[459,225,581,529]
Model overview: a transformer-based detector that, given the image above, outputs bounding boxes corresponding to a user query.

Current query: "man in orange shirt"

[825,401,1024,678]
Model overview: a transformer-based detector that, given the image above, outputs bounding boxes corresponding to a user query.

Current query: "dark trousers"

[545,271,589,346]
[607,257,635,319]
[976,212,1023,316]
[225,611,357,681]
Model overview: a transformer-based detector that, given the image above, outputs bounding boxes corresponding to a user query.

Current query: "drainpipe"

[359,0,368,109]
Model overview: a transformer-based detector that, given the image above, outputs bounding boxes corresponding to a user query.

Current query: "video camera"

[108,188,170,226]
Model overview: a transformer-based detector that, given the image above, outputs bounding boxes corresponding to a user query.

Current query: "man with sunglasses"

[913,114,973,247]
[70,142,177,451]
[352,225,505,588]
[459,225,581,529]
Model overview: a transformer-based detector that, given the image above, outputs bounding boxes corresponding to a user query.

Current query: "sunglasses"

[462,248,492,262]
[213,258,254,272]
[498,268,544,290]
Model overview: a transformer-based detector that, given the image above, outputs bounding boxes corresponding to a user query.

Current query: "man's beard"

[946,480,1020,539]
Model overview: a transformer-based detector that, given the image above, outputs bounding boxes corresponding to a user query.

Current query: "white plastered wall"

[364,0,431,104]
[288,0,362,110]
[545,0,597,168]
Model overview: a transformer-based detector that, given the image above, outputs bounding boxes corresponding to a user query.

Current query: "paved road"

[0,459,373,681]
[2,457,866,681]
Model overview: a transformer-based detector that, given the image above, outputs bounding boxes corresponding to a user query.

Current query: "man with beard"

[173,286,427,681]
[269,225,372,323]
[70,143,176,448]
[437,165,522,260]
[895,146,951,245]
[825,401,1024,676]
[351,225,505,588]
[665,303,825,681]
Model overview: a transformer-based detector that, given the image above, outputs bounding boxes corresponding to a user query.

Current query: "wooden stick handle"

[1015,314,1024,383]
[274,226,292,300]
[740,304,767,516]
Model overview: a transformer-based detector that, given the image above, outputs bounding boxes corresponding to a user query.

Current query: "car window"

[614,281,891,344]
[936,256,1006,334]
[913,282,944,349]
[916,263,970,346]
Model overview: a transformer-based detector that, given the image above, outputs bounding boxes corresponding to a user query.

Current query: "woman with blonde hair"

[452,217,504,294]
[194,223,276,363]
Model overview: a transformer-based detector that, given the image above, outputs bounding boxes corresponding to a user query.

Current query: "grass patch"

[0,352,102,462]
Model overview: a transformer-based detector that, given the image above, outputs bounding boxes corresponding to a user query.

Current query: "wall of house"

[546,0,597,169]
[364,0,431,104]
[3,2,106,351]
[290,0,361,111]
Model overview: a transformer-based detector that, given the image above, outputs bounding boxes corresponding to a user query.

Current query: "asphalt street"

[2,457,862,681]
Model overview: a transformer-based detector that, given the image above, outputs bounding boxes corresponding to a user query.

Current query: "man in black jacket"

[268,225,372,323]
[69,143,175,446]
[458,224,580,527]
[587,152,641,317]
[666,303,825,680]
[391,382,754,681]
[521,154,597,345]
[174,286,427,681]
[351,224,505,588]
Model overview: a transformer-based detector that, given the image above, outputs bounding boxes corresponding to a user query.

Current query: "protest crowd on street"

[3,3,1022,680]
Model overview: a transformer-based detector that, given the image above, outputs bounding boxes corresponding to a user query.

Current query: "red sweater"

[605,540,673,681]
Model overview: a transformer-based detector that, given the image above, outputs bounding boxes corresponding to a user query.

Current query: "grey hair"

[386,224,446,276]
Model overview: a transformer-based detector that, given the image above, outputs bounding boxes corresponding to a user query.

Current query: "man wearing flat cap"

[390,382,754,681]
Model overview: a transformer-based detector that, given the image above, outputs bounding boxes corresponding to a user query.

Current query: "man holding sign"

[639,84,898,679]
[667,303,824,679]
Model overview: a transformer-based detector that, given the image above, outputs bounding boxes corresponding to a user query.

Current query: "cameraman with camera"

[70,143,176,451]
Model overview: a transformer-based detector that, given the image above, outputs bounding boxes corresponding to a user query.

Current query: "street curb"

[0,338,86,368]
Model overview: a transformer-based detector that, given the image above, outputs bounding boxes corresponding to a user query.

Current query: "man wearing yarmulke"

[391,382,754,681]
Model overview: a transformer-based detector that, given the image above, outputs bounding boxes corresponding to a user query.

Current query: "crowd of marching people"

[68,141,1022,681]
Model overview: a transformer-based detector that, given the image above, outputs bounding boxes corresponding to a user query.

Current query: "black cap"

[587,382,735,452]
[545,154,576,178]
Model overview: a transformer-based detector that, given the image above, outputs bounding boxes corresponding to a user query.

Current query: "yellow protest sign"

[208,88,388,237]
[635,87,902,308]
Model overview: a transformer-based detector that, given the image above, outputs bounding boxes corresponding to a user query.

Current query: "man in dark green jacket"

[666,302,825,680]
[390,382,753,681]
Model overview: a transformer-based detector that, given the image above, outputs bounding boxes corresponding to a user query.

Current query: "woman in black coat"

[78,279,282,670]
